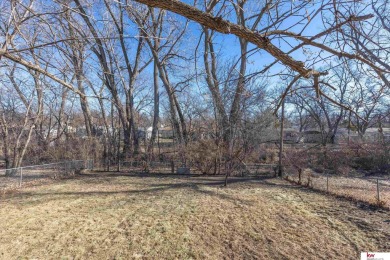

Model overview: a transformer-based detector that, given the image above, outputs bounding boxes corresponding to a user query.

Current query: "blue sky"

[1,0,378,117]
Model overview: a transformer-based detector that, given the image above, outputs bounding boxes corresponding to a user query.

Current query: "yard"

[0,173,389,259]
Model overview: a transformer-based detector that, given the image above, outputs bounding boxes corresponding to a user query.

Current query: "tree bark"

[134,0,317,77]
[148,60,160,155]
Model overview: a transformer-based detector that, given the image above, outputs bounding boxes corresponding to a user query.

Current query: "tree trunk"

[278,99,285,177]
[148,60,160,155]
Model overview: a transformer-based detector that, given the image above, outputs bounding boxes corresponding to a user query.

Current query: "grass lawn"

[0,172,389,259]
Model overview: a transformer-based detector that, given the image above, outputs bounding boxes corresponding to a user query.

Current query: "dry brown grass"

[0,173,389,259]
[286,170,390,209]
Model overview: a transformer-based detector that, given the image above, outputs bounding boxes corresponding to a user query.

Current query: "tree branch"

[134,0,316,78]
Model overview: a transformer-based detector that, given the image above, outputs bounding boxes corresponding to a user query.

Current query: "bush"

[187,140,220,174]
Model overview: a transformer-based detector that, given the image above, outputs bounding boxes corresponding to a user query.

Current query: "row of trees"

[0,0,389,174]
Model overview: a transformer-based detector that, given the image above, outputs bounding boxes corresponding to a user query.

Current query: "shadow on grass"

[4,173,279,206]
[4,171,388,213]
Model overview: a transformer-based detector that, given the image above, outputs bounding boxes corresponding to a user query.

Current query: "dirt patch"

[0,173,388,259]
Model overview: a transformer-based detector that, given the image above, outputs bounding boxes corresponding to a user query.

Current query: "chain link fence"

[119,161,177,174]
[94,159,276,176]
[234,163,276,176]
[0,159,94,191]
[285,170,390,209]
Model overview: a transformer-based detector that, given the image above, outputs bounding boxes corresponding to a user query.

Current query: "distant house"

[283,128,302,143]
[146,127,153,139]
[145,125,174,139]
[190,130,215,141]
[76,127,88,138]
[282,128,323,143]
[92,126,105,137]
[364,127,390,142]
[137,129,146,139]
[334,127,390,144]
[301,130,323,143]
[334,128,360,144]
[159,126,174,139]
[381,128,390,141]
[65,125,76,134]
[281,126,390,145]
[41,127,58,138]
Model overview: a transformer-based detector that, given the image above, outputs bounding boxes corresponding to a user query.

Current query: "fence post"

[377,178,380,202]
[171,160,175,174]
[326,173,329,193]
[19,168,23,187]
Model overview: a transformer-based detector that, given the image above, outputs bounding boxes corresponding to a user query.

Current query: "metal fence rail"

[119,161,186,174]
[0,159,93,190]
[237,163,276,176]
[96,160,276,176]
